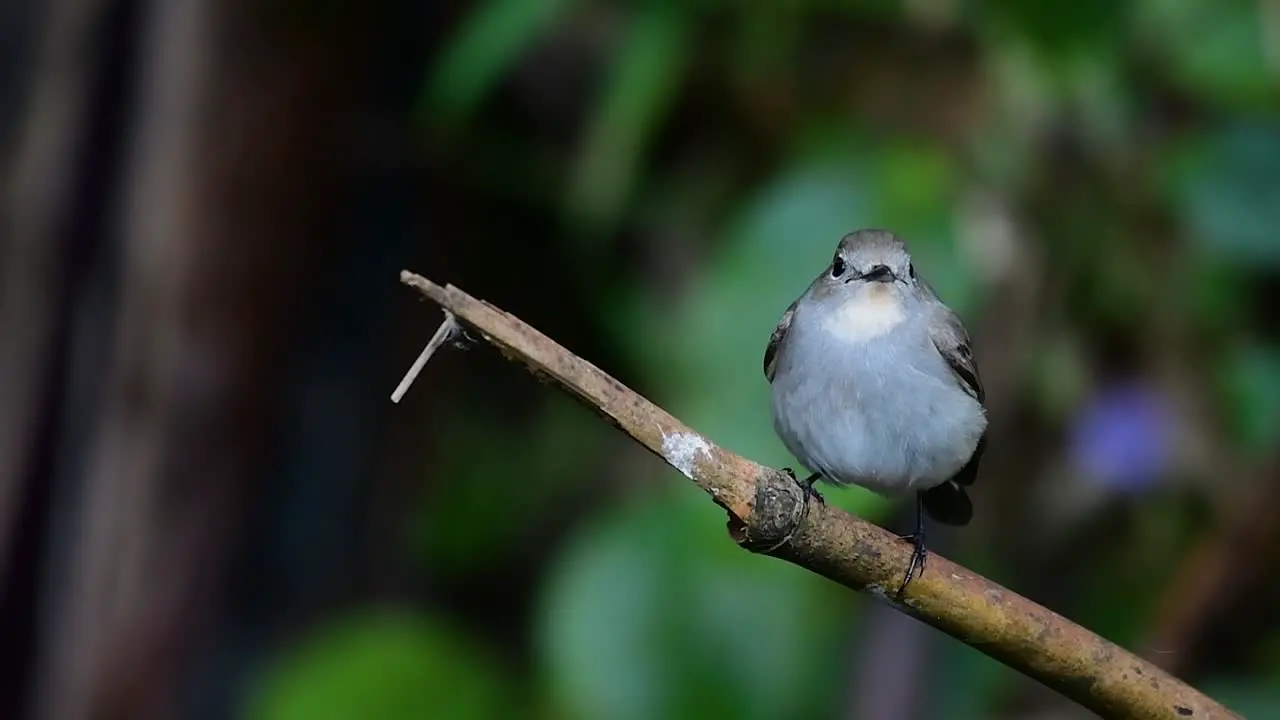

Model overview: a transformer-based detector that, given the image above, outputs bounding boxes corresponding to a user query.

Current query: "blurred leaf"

[537,492,847,720]
[983,0,1128,56]
[1064,50,1132,151]
[423,0,576,126]
[1135,0,1271,108]
[982,42,1058,177]
[250,609,512,720]
[729,5,800,84]
[878,141,954,224]
[567,3,691,235]
[1219,343,1280,455]
[1179,124,1280,268]
[1181,258,1252,334]
[1027,330,1090,420]
[1079,237,1160,328]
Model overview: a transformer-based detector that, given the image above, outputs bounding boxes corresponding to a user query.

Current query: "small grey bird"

[764,229,987,594]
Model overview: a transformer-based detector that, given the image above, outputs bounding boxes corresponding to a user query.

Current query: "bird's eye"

[831,256,846,278]
[907,263,915,279]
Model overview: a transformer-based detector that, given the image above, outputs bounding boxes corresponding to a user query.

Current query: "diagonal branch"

[396,270,1237,720]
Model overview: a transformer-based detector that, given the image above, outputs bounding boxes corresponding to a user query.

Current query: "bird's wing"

[922,283,984,405]
[763,298,799,383]
[920,280,986,492]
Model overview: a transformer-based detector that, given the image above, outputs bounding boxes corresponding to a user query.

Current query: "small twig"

[390,310,459,403]
[393,269,1239,720]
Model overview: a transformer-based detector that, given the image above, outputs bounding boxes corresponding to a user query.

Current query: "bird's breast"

[820,286,906,343]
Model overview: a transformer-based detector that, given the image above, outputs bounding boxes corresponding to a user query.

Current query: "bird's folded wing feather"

[922,283,984,405]
[922,281,987,490]
[763,298,798,383]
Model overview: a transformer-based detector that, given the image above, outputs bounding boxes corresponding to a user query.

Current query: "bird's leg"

[800,472,825,505]
[895,491,927,596]
[780,468,826,505]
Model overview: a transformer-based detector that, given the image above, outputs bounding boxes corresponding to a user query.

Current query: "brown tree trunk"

[27,0,363,717]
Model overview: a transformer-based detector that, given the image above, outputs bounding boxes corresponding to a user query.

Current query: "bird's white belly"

[769,321,985,496]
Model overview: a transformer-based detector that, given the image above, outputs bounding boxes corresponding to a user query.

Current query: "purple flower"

[1069,382,1175,493]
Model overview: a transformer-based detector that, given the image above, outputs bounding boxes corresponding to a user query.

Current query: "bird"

[763,229,987,595]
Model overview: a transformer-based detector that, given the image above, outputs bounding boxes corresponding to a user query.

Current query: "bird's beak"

[858,264,896,283]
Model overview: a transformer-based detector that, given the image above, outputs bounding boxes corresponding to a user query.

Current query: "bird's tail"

[922,481,973,526]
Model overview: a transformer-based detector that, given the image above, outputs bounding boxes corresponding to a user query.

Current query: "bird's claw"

[895,531,927,597]
[802,483,825,506]
[781,468,825,505]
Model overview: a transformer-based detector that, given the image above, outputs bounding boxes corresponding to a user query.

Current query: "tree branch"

[396,271,1237,720]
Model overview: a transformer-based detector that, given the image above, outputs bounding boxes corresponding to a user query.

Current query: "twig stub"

[390,309,460,403]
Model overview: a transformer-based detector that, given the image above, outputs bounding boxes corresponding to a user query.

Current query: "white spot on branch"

[661,431,712,479]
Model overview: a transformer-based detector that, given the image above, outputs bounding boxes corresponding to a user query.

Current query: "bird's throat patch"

[822,286,906,342]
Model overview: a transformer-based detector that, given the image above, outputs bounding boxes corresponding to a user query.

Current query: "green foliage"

[1220,343,1280,456]
[422,0,577,127]
[248,610,514,720]
[1026,330,1091,419]
[1180,125,1280,268]
[567,2,692,235]
[1134,0,1273,109]
[537,491,849,720]
[1180,259,1253,337]
[415,394,606,569]
[983,0,1129,57]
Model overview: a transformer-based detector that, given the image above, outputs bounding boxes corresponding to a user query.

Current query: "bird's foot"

[803,484,826,506]
[895,530,927,597]
[781,468,825,505]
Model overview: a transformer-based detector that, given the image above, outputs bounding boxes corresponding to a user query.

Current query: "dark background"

[2,0,1279,718]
